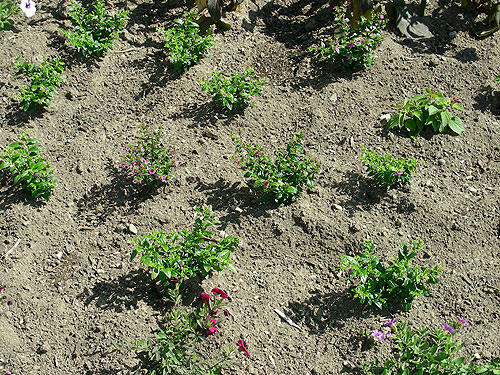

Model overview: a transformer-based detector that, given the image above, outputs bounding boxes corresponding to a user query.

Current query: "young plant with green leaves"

[130,206,239,292]
[233,132,320,205]
[0,0,19,30]
[158,8,215,71]
[364,318,500,375]
[387,89,464,138]
[340,239,442,311]
[358,146,422,191]
[310,6,386,70]
[133,288,242,375]
[121,121,179,185]
[0,131,57,200]
[60,0,129,57]
[13,56,64,111]
[200,68,266,111]
[496,75,500,82]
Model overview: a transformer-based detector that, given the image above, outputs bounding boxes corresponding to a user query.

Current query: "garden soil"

[1,0,499,374]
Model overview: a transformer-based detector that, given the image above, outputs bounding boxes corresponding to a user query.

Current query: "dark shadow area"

[1,102,46,127]
[454,47,479,63]
[186,177,274,229]
[333,171,384,215]
[286,289,374,333]
[76,160,163,224]
[0,172,47,211]
[473,85,500,116]
[78,268,205,313]
[168,100,241,128]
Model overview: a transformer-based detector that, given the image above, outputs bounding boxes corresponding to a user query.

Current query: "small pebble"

[438,159,446,166]
[468,186,478,194]
[128,223,138,234]
[334,204,343,211]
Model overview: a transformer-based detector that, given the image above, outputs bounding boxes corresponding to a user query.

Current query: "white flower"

[19,0,36,17]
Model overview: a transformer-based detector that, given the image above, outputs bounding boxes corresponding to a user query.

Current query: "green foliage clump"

[130,206,239,290]
[158,8,215,71]
[60,0,129,57]
[0,0,19,30]
[340,239,442,311]
[358,146,422,191]
[13,56,65,111]
[387,89,464,138]
[0,131,57,200]
[233,133,320,205]
[200,69,266,111]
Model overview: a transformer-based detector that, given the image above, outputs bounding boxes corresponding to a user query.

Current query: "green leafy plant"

[13,56,65,111]
[0,0,20,30]
[0,131,57,200]
[133,288,240,375]
[60,0,129,57]
[158,8,215,71]
[121,121,179,185]
[496,75,500,82]
[130,206,239,291]
[309,6,386,70]
[357,146,422,191]
[200,69,266,111]
[340,239,442,311]
[387,89,464,138]
[364,318,500,375]
[233,132,320,205]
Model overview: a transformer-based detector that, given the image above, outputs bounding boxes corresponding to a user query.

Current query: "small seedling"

[310,6,386,70]
[387,89,464,138]
[13,56,64,111]
[233,133,320,205]
[60,0,129,57]
[358,146,422,191]
[0,131,57,200]
[340,239,442,311]
[200,69,266,111]
[158,8,215,71]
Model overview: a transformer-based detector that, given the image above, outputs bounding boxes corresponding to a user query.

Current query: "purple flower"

[456,316,469,326]
[383,318,398,328]
[238,241,243,247]
[380,14,385,20]
[161,175,167,181]
[346,268,353,274]
[371,329,384,342]
[385,329,392,340]
[394,170,403,176]
[441,323,455,334]
[20,0,36,17]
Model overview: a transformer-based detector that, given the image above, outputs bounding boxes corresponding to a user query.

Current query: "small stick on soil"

[4,239,20,258]
[115,47,139,53]
[274,308,302,331]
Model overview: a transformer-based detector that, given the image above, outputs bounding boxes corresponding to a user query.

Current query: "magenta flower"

[346,268,353,274]
[394,170,404,176]
[383,318,398,327]
[0,286,5,292]
[371,329,384,342]
[441,323,455,334]
[237,339,250,357]
[161,175,167,182]
[238,241,243,247]
[174,160,179,167]
[208,326,218,333]
[456,316,469,326]
[200,292,211,304]
[212,288,228,299]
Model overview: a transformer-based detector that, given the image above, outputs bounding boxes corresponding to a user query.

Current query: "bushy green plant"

[309,6,386,70]
[0,131,57,200]
[233,132,320,205]
[13,56,65,111]
[133,288,238,375]
[0,0,19,30]
[200,69,266,111]
[158,8,215,71]
[358,146,422,191]
[387,89,464,138]
[340,239,442,311]
[364,318,500,375]
[130,206,239,291]
[121,122,179,185]
[60,0,129,57]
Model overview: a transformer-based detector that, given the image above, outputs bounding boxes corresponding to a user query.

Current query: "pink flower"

[441,323,455,334]
[456,316,469,326]
[238,241,243,247]
[212,288,228,299]
[161,175,167,181]
[208,326,218,333]
[371,329,384,342]
[237,339,250,357]
[130,242,135,248]
[174,160,179,167]
[0,286,5,292]
[200,292,211,304]
[394,170,404,176]
[383,318,398,327]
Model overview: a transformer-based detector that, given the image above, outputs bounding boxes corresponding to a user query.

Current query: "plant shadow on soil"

[187,177,273,228]
[0,173,47,211]
[1,102,46,127]
[76,160,164,223]
[473,85,500,117]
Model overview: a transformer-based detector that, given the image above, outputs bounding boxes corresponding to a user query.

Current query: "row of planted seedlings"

[1,0,500,374]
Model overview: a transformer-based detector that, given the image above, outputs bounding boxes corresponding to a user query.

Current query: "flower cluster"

[121,122,178,185]
[198,288,230,334]
[310,6,387,70]
[357,145,422,191]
